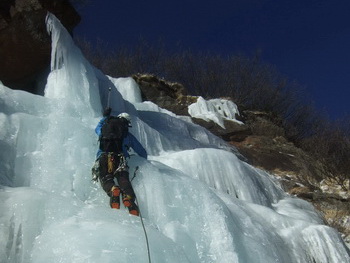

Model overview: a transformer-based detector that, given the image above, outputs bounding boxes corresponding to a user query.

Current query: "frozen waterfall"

[0,13,349,263]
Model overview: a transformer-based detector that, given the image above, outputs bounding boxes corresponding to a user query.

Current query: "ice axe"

[107,87,112,108]
[103,87,112,117]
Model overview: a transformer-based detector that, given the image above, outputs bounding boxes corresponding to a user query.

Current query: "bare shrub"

[302,118,350,189]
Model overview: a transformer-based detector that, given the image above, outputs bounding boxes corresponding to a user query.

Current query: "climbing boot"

[123,194,139,216]
[110,186,121,209]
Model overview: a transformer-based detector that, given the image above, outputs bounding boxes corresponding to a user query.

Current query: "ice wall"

[0,13,349,263]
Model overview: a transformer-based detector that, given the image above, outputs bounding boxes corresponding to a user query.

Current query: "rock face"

[0,0,80,93]
[132,73,193,116]
[134,73,350,244]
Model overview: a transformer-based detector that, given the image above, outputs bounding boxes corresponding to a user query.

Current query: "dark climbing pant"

[98,152,136,198]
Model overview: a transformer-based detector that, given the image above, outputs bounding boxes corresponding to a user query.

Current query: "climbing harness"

[92,152,128,182]
[132,166,152,263]
[115,154,128,173]
[107,152,129,175]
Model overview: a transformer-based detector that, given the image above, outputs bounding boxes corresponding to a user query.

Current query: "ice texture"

[0,13,349,263]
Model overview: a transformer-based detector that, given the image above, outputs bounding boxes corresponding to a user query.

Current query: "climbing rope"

[136,197,151,263]
[132,166,152,263]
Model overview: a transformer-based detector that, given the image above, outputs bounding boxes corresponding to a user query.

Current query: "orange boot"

[110,186,121,209]
[123,194,139,216]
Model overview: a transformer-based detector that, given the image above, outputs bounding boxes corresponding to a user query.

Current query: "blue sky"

[74,0,350,120]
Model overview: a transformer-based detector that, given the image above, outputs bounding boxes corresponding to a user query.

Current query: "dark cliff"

[0,0,80,93]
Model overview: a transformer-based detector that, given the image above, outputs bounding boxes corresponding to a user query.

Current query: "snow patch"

[188,96,243,128]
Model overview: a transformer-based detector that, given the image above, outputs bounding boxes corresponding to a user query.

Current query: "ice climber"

[93,107,147,216]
